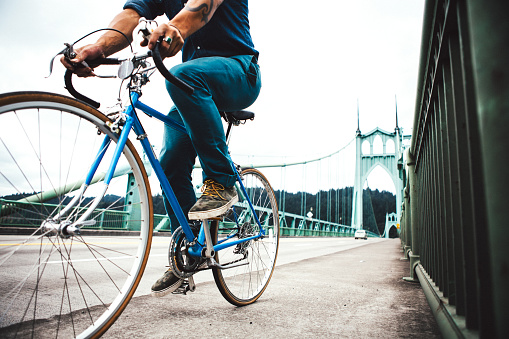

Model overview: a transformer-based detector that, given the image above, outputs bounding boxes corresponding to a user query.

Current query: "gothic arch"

[351,126,405,232]
[384,212,399,238]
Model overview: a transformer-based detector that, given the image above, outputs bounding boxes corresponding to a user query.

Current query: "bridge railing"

[1,198,375,239]
[278,211,372,237]
[155,205,372,238]
[0,198,129,230]
[400,0,509,337]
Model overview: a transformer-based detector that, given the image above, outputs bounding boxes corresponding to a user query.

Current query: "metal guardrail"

[278,211,377,237]
[1,198,376,238]
[0,198,129,230]
[154,204,373,238]
[400,0,509,338]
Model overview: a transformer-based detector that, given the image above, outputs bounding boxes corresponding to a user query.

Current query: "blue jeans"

[159,55,261,231]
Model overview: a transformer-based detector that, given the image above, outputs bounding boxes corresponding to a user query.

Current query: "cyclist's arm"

[96,9,141,56]
[147,0,225,53]
[62,0,225,76]
[61,9,140,77]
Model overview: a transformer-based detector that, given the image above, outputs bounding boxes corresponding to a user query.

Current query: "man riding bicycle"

[61,0,261,297]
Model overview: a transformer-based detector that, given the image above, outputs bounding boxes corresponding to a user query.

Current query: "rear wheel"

[0,92,153,338]
[211,168,279,306]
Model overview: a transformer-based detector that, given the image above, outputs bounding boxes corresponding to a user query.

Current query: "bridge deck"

[7,238,440,337]
[106,239,440,337]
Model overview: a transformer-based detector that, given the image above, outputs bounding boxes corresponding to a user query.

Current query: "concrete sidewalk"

[103,239,441,338]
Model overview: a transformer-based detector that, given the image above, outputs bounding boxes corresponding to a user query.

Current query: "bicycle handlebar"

[64,57,121,108]
[151,38,194,95]
[63,39,194,108]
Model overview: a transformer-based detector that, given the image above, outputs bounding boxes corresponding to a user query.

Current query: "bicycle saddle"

[221,110,255,123]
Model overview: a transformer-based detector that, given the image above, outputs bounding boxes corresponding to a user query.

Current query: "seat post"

[225,122,233,143]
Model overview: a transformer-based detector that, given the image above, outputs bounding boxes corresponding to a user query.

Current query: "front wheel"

[211,168,279,306]
[0,92,153,338]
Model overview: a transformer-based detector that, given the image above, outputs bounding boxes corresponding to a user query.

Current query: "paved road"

[112,238,441,338]
[2,237,441,338]
[137,236,388,297]
[0,235,379,324]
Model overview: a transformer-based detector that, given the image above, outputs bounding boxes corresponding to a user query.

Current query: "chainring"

[168,226,202,279]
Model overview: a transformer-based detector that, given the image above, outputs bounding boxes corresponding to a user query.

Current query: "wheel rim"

[213,168,279,305]
[0,93,152,338]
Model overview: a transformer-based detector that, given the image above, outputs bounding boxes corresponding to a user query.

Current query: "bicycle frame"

[73,90,265,259]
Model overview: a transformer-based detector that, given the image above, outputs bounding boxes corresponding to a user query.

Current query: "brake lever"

[47,43,75,78]
[49,42,119,80]
[138,17,157,42]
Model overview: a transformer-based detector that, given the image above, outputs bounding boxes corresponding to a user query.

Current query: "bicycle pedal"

[172,276,196,295]
[171,284,191,295]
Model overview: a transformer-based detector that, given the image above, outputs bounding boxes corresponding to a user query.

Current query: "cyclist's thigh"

[169,55,261,111]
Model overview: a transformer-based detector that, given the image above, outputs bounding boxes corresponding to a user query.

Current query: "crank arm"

[207,257,249,270]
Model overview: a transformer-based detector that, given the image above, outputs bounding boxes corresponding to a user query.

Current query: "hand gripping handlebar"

[63,38,194,108]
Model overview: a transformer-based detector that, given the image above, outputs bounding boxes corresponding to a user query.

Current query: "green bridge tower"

[351,106,408,235]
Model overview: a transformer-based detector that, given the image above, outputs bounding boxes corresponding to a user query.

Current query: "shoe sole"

[150,279,183,298]
[188,195,239,220]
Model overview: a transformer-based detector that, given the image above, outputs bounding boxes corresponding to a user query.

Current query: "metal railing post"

[404,0,509,336]
[403,149,420,282]
[400,190,410,257]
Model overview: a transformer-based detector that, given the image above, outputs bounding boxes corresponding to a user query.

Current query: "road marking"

[45,253,167,264]
[0,240,168,247]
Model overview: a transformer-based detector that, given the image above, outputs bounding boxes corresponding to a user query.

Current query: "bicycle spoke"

[0,137,54,219]
[76,236,129,290]
[31,236,44,336]
[0,92,153,338]
[16,110,63,218]
[212,168,279,306]
[57,237,76,338]
[62,117,83,202]
[3,239,55,329]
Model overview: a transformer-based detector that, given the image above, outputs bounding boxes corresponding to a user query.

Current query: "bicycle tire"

[211,168,279,306]
[0,92,153,338]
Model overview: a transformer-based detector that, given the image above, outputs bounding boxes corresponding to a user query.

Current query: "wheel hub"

[41,219,81,238]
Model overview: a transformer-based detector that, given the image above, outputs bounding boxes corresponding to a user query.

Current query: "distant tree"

[273,187,396,233]
[152,194,166,215]
[2,188,395,233]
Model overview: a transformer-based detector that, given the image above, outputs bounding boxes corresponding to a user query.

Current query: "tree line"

[272,187,396,235]
[4,187,397,236]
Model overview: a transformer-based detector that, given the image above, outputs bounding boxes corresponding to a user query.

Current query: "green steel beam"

[467,0,509,336]
[16,165,133,205]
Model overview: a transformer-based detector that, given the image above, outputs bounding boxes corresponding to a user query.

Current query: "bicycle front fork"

[42,115,134,238]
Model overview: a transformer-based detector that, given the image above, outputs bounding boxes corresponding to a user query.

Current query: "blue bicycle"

[0,30,279,338]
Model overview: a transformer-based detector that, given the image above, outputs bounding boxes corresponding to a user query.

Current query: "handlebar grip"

[64,69,100,108]
[151,41,194,95]
[87,57,121,68]
[64,57,120,108]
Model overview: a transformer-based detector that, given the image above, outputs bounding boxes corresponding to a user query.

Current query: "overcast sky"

[0,0,425,193]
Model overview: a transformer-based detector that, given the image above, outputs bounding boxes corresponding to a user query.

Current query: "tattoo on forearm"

[185,0,214,24]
